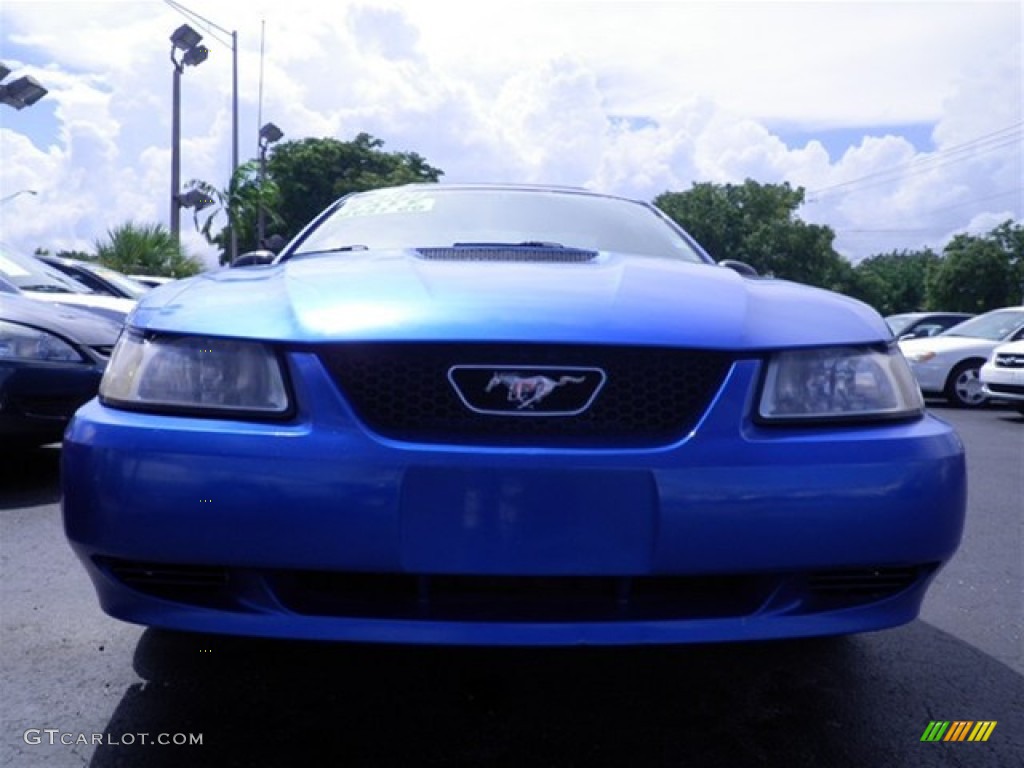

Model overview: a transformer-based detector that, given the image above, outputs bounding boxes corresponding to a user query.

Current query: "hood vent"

[416,245,598,263]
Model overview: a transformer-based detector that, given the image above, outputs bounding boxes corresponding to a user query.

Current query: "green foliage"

[657,181,1021,313]
[266,132,443,244]
[185,160,282,265]
[186,133,443,265]
[850,249,941,315]
[654,180,846,290]
[925,227,1020,312]
[94,221,202,278]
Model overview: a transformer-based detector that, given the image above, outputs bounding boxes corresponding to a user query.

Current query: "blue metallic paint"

[60,186,965,645]
[63,353,965,644]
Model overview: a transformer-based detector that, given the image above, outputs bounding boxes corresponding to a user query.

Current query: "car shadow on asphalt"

[0,445,61,509]
[85,622,1022,768]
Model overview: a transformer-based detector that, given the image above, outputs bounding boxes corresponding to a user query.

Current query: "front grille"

[97,557,231,606]
[273,572,770,622]
[316,343,734,447]
[807,567,921,604]
[97,558,933,622]
[994,354,1024,369]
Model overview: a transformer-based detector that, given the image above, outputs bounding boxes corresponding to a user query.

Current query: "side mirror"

[230,250,276,268]
[718,259,759,277]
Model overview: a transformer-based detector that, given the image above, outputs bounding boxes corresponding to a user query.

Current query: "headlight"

[758,345,923,423]
[0,320,85,363]
[100,332,290,417]
[903,349,936,363]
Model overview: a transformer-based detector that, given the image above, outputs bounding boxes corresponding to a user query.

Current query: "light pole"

[0,189,37,206]
[0,63,47,110]
[169,24,208,245]
[257,122,283,247]
[165,1,239,262]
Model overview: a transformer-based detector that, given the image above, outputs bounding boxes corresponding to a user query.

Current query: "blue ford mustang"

[62,184,966,645]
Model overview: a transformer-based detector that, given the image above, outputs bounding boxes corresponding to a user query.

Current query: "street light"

[257,122,284,247]
[0,62,47,110]
[166,0,240,262]
[0,189,37,206]
[169,24,208,245]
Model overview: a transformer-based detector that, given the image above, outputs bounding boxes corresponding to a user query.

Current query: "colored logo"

[448,365,606,416]
[921,721,997,742]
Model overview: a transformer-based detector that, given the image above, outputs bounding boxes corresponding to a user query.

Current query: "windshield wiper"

[290,245,369,257]
[19,284,72,293]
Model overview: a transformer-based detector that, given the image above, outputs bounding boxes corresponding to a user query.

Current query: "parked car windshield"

[940,308,1024,341]
[79,262,150,300]
[885,314,920,336]
[0,246,95,294]
[289,187,709,263]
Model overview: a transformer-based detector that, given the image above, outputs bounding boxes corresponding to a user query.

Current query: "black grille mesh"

[316,343,733,447]
[416,246,598,263]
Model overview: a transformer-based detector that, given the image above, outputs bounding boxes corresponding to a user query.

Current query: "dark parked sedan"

[885,312,974,340]
[1,294,120,448]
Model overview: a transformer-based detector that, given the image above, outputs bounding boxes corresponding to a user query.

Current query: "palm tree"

[185,160,282,265]
[95,222,202,277]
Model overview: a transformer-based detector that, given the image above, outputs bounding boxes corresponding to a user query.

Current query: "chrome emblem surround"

[447,365,607,416]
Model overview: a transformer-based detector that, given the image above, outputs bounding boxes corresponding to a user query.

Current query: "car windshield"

[0,247,95,294]
[289,187,708,263]
[83,263,150,299]
[940,308,1024,341]
[885,314,918,336]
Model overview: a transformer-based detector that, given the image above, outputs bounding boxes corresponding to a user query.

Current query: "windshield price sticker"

[337,191,435,218]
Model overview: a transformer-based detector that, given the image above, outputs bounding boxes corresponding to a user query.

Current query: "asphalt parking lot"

[1,406,1021,767]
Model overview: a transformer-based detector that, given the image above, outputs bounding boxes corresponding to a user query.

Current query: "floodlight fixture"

[182,45,209,68]
[178,188,214,212]
[0,62,48,110]
[170,24,203,52]
[259,122,284,145]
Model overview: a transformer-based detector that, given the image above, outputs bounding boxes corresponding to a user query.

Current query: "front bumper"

[62,359,967,645]
[980,362,1024,402]
[0,362,104,447]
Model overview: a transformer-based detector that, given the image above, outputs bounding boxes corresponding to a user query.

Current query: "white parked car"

[899,306,1024,407]
[0,246,135,323]
[980,339,1024,414]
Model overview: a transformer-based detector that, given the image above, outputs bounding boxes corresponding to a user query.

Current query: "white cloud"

[0,0,1020,267]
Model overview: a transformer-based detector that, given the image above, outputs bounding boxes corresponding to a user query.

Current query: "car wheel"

[944,360,988,408]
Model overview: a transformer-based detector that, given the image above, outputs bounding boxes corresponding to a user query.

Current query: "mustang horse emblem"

[485,372,587,409]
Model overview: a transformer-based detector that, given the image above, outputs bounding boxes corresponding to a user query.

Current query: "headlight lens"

[0,320,85,362]
[100,332,289,416]
[903,349,936,363]
[759,345,923,423]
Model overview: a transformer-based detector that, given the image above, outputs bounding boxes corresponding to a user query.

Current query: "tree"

[266,132,444,243]
[851,249,941,315]
[654,180,846,290]
[185,160,282,265]
[95,222,202,278]
[926,231,1018,312]
[185,133,443,264]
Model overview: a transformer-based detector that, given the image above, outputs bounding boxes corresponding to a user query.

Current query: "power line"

[806,122,1024,201]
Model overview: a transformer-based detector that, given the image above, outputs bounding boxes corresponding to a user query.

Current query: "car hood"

[130,251,889,350]
[1,294,123,345]
[899,335,1001,359]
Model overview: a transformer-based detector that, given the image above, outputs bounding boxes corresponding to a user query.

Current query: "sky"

[0,0,1021,269]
